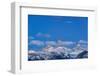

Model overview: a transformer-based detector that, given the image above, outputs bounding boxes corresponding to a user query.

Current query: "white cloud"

[36,32,51,38]
[45,40,75,46]
[57,40,75,46]
[29,40,75,47]
[30,40,44,46]
[45,41,57,46]
[78,40,87,44]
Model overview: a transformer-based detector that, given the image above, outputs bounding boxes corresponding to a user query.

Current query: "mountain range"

[28,40,88,61]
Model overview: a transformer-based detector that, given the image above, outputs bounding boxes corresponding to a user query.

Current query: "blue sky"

[28,15,88,41]
[28,15,88,51]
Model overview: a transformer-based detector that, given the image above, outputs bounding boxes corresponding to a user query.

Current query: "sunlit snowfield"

[28,15,88,61]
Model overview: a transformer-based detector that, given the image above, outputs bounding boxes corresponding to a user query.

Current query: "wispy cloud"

[36,32,51,38]
[57,40,75,46]
[45,41,57,46]
[29,40,44,46]
[29,40,87,50]
[78,40,87,44]
[29,40,75,47]
[45,40,75,46]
